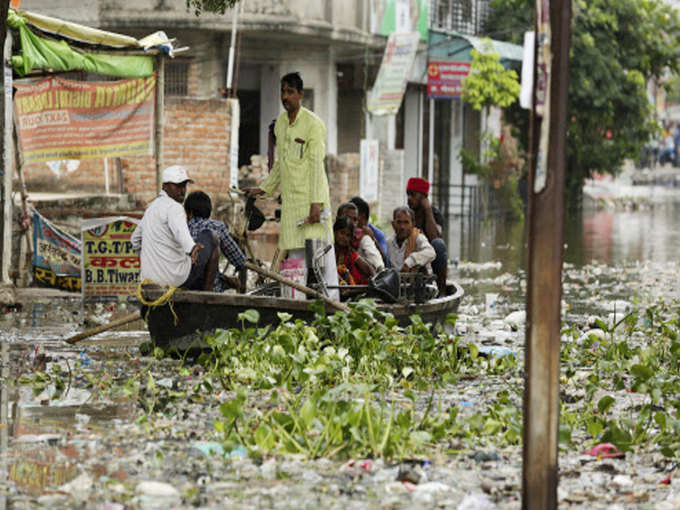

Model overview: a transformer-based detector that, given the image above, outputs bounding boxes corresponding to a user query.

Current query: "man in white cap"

[131,165,218,290]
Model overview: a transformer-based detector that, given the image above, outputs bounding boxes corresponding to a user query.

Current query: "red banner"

[427,61,470,98]
[14,75,155,163]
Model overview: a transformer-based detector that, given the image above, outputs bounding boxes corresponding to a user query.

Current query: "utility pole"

[522,0,571,508]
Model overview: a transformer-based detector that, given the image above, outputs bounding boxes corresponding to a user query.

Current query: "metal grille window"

[165,60,190,96]
[430,0,491,35]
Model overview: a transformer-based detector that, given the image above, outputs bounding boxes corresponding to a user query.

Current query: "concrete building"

[14,0,518,222]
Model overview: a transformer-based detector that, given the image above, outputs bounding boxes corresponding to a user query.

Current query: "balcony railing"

[429,0,492,36]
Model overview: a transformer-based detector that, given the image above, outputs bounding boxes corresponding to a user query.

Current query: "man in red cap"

[406,177,448,296]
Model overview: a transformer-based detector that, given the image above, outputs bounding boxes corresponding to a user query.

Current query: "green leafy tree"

[486,0,680,204]
[461,46,521,111]
[460,46,523,219]
[186,0,240,16]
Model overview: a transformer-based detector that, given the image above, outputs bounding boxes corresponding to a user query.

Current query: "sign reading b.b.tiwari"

[81,217,139,302]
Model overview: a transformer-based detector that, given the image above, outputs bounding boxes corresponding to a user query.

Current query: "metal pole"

[104,158,109,195]
[225,4,239,95]
[460,98,465,217]
[522,1,571,509]
[428,98,434,181]
[418,89,424,177]
[154,56,165,194]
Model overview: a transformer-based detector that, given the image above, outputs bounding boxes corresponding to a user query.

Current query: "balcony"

[429,0,492,36]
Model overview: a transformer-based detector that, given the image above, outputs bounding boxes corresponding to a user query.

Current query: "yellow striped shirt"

[260,107,332,250]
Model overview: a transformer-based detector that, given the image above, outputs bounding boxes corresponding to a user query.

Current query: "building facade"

[16,0,515,228]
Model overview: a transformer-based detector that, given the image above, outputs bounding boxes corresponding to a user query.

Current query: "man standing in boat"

[131,165,219,290]
[247,72,339,299]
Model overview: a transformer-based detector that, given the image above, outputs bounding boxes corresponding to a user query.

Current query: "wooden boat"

[142,282,464,351]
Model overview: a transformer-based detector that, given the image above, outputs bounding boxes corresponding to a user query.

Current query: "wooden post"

[522,1,571,509]
[154,56,165,194]
[0,30,12,287]
[115,157,124,193]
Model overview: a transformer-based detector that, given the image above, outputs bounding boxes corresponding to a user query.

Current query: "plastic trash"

[583,442,625,459]
[79,351,91,367]
[477,345,516,359]
[485,293,498,314]
[457,493,497,510]
[226,444,249,459]
[191,442,225,457]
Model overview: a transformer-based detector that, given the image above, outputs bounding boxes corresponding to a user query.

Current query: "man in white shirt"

[386,206,435,273]
[131,165,218,290]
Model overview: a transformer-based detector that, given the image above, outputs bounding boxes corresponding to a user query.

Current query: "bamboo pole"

[245,262,349,313]
[63,312,142,345]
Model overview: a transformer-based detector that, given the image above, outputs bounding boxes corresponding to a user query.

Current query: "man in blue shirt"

[350,196,388,267]
[184,191,246,292]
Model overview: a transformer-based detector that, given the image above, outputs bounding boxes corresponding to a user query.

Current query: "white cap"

[162,165,194,184]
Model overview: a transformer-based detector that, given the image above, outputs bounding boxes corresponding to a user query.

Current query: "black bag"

[245,196,265,231]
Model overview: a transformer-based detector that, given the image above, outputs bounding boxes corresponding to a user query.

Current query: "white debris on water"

[2,258,680,509]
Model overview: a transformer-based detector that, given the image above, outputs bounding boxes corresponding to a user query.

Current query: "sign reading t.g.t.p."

[81,217,140,302]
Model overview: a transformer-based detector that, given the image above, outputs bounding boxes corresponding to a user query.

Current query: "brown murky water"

[2,194,680,505]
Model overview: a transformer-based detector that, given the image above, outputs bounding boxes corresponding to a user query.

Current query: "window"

[430,0,491,35]
[165,60,190,96]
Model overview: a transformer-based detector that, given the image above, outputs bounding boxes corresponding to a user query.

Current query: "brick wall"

[18,97,233,207]
[327,153,360,213]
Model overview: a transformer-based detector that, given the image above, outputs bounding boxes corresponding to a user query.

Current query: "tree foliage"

[461,46,521,111]
[486,0,680,201]
[186,0,239,16]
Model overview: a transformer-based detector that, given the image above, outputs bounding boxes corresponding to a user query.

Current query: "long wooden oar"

[245,261,350,313]
[63,312,142,345]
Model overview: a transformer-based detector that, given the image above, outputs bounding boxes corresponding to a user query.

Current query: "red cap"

[406,177,430,196]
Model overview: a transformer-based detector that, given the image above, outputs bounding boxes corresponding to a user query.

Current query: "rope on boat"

[136,279,180,325]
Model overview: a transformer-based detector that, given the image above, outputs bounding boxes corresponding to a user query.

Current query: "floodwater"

[3,179,680,506]
[448,187,680,272]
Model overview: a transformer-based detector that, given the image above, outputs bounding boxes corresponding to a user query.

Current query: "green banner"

[8,10,153,78]
[371,0,429,41]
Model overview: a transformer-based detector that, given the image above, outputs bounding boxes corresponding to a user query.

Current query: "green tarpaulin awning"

[7,9,159,78]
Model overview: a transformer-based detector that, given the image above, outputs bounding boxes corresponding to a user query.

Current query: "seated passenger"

[386,206,435,274]
[184,191,247,292]
[405,177,448,296]
[336,202,384,274]
[349,196,389,267]
[131,165,218,291]
[333,216,373,286]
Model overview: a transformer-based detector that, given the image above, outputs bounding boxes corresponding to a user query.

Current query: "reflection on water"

[445,196,680,269]
[566,200,680,266]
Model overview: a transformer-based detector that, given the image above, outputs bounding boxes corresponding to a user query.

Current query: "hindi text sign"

[360,139,379,203]
[14,76,155,164]
[81,217,140,302]
[368,32,420,116]
[427,61,470,98]
[32,211,81,293]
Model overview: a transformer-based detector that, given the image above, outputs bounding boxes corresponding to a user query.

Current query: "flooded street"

[2,179,680,509]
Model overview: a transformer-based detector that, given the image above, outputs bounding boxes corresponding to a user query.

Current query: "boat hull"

[143,282,464,350]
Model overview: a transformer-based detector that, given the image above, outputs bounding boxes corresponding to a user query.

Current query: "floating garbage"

[191,442,225,457]
[485,293,498,315]
[504,310,526,330]
[477,345,516,359]
[457,492,497,509]
[584,443,625,459]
